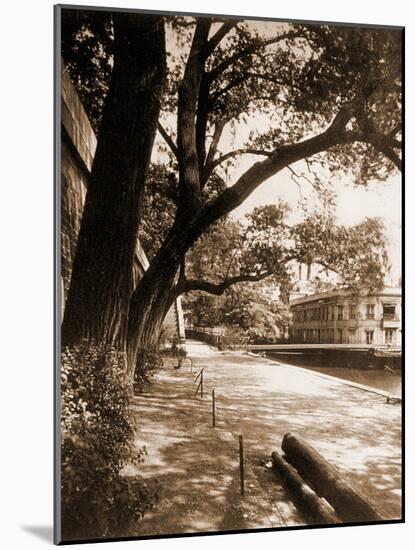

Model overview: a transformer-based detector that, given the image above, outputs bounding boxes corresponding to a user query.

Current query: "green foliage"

[61,344,159,539]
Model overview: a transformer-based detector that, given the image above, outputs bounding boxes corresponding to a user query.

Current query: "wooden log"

[282,433,390,522]
[271,451,340,525]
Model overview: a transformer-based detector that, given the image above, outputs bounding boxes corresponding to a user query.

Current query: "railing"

[187,327,249,351]
[187,328,224,349]
[194,368,204,398]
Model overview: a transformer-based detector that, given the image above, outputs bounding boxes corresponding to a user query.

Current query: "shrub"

[164,337,187,368]
[134,347,164,394]
[61,343,159,540]
[218,327,249,350]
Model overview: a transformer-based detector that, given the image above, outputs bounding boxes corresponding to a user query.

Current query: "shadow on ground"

[129,340,401,537]
[21,525,53,543]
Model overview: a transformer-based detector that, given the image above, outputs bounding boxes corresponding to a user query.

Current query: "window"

[365,330,374,345]
[348,329,356,343]
[383,303,396,319]
[385,329,395,344]
[366,304,375,320]
[337,329,343,343]
[337,305,344,320]
[349,304,356,320]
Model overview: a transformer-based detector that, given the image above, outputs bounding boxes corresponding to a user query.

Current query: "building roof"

[289,286,401,307]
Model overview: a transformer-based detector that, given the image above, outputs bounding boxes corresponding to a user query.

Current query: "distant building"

[289,287,401,346]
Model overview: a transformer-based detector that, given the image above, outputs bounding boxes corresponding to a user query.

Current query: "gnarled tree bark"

[61,13,166,351]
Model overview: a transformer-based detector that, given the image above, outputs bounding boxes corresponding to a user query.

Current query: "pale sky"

[218,112,401,284]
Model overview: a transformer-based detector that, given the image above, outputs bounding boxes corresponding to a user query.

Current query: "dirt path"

[131,340,401,537]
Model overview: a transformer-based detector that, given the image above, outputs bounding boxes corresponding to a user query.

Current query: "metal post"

[193,368,204,398]
[212,389,216,427]
[239,435,245,496]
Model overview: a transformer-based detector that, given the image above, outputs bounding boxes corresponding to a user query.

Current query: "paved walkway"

[130,340,401,537]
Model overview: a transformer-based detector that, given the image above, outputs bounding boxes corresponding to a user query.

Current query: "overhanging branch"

[192,103,357,232]
[208,31,301,82]
[203,20,239,60]
[178,271,272,296]
[157,122,178,159]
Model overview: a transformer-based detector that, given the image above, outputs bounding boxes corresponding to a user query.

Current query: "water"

[267,352,402,397]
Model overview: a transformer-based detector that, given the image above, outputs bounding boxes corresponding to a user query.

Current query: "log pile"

[271,433,390,524]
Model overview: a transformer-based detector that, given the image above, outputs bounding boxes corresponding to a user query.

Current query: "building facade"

[289,287,401,347]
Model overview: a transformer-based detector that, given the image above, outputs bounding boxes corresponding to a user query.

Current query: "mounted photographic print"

[54,3,403,544]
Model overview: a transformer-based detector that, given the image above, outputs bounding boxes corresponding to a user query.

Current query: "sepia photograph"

[55,4,403,544]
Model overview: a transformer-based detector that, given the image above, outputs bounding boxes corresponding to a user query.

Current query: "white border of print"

[1,0,412,548]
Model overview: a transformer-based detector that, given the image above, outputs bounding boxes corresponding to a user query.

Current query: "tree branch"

[202,20,239,60]
[157,122,178,159]
[195,74,211,174]
[210,75,248,102]
[200,119,227,187]
[387,123,402,139]
[179,271,271,296]
[194,103,357,231]
[208,31,301,82]
[201,147,272,188]
[205,120,227,167]
[354,111,402,170]
[177,19,212,206]
[178,254,186,286]
[371,142,402,170]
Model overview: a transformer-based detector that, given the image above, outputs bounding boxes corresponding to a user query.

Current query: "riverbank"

[131,340,401,537]
[266,352,402,396]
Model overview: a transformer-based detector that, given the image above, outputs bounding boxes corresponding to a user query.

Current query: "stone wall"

[61,66,95,304]
[60,64,184,341]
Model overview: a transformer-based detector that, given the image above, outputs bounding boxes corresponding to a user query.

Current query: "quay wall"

[60,64,184,340]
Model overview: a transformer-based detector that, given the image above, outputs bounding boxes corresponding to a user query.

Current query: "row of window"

[291,328,397,344]
[293,302,397,323]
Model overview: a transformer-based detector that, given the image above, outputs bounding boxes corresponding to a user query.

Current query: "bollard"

[193,368,204,398]
[212,389,216,427]
[239,435,245,496]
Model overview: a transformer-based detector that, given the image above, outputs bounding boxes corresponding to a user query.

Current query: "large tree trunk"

[127,258,179,370]
[126,207,203,368]
[61,14,166,351]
